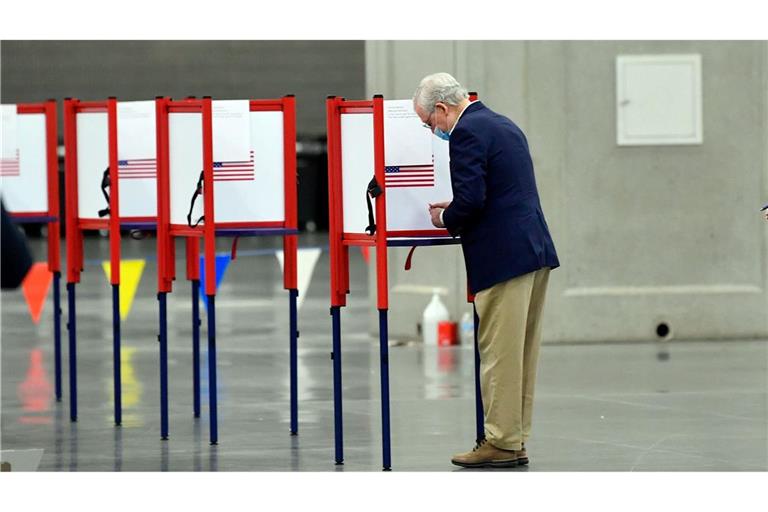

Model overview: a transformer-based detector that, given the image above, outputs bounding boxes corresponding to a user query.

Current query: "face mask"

[434,127,450,141]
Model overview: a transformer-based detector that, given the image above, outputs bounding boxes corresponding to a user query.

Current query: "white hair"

[413,72,469,113]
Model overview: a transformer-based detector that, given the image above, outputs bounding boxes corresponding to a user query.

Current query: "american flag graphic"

[384,162,435,188]
[0,150,20,177]
[118,158,157,180]
[213,151,255,182]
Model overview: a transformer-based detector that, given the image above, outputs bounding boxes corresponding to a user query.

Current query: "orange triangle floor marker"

[21,263,53,325]
[360,246,371,264]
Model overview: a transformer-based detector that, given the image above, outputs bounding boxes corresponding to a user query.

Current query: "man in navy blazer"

[413,72,559,468]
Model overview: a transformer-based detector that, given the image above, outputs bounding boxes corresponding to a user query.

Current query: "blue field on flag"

[384,162,435,188]
[214,151,255,182]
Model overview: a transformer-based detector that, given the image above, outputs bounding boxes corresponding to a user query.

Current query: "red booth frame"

[6,100,63,404]
[325,93,483,471]
[64,97,166,427]
[154,95,299,445]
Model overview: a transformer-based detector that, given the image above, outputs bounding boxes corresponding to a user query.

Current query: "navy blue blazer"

[442,102,560,294]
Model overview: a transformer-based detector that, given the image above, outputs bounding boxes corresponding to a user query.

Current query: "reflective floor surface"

[2,234,767,471]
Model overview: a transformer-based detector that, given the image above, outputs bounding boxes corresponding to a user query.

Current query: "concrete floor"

[1,234,767,471]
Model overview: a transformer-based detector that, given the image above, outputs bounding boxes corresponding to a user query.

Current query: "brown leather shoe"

[451,439,521,468]
[517,443,529,466]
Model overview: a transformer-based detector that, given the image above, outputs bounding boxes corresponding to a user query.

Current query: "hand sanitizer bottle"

[460,311,474,345]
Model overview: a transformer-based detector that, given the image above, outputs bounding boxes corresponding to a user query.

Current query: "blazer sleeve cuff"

[442,207,461,237]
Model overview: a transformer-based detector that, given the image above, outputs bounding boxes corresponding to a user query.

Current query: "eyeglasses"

[422,110,435,131]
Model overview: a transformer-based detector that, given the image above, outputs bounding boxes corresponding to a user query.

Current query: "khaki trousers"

[474,267,551,451]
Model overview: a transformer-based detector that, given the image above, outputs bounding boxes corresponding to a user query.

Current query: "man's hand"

[429,201,451,210]
[428,201,451,229]
[429,207,444,228]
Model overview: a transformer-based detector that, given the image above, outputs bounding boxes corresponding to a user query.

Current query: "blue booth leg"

[473,306,484,443]
[331,306,343,465]
[289,288,299,435]
[67,283,77,422]
[207,295,218,445]
[53,272,62,402]
[192,280,201,418]
[159,292,169,440]
[112,284,122,426]
[379,309,392,471]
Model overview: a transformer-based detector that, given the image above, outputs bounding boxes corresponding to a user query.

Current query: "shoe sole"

[451,458,525,469]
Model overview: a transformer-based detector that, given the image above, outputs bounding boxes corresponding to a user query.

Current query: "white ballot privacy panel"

[340,112,375,234]
[117,100,157,219]
[1,107,49,214]
[340,99,453,236]
[169,111,204,226]
[213,110,286,224]
[75,112,109,221]
[168,100,287,226]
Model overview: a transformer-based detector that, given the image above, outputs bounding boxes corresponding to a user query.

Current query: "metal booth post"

[325,95,392,471]
[63,97,123,425]
[63,97,79,422]
[372,95,393,471]
[325,95,346,466]
[281,95,300,436]
[200,97,218,444]
[106,98,123,427]
[154,95,173,441]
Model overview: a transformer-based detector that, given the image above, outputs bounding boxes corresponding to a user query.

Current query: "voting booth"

[0,101,62,400]
[154,96,298,444]
[63,97,172,425]
[325,94,483,470]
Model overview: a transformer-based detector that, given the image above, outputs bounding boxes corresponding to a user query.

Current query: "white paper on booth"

[117,101,157,217]
[118,101,157,160]
[212,100,251,163]
[383,100,433,166]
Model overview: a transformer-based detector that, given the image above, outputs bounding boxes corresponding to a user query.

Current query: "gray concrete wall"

[365,40,768,343]
[1,40,365,137]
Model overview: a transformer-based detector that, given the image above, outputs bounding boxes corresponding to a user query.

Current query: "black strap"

[365,176,382,235]
[97,167,111,218]
[187,170,205,228]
